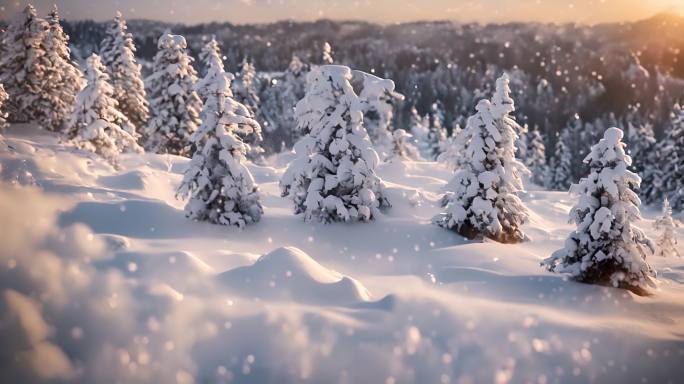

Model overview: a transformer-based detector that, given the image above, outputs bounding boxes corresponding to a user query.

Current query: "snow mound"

[218,246,372,305]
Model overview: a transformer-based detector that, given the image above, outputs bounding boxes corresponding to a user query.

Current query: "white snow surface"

[1,125,684,383]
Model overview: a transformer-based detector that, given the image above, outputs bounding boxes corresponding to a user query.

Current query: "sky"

[0,0,682,25]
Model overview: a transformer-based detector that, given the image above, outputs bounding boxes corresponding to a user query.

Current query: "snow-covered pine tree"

[627,122,659,204]
[425,101,448,160]
[409,105,429,143]
[433,74,530,243]
[279,55,308,145]
[659,104,684,212]
[354,71,404,151]
[232,57,260,115]
[280,65,390,223]
[177,70,263,228]
[543,127,656,294]
[545,116,583,191]
[39,5,85,131]
[66,54,141,162]
[232,57,263,159]
[0,84,8,130]
[99,11,149,129]
[438,126,463,170]
[516,123,529,160]
[525,126,547,185]
[654,198,681,258]
[322,41,334,64]
[386,129,421,162]
[195,37,225,103]
[0,6,51,124]
[145,34,202,156]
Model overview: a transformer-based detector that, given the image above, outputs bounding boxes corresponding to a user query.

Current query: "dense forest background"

[6,12,684,147]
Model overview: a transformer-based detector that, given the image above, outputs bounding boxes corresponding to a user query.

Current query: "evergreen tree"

[545,115,583,190]
[66,54,141,162]
[525,126,547,186]
[232,57,263,158]
[659,104,684,212]
[409,105,429,143]
[177,70,263,228]
[543,128,656,295]
[654,198,681,258]
[257,55,308,152]
[0,6,52,125]
[425,101,448,161]
[627,122,659,204]
[195,37,225,103]
[232,57,260,115]
[322,41,334,64]
[145,34,202,156]
[0,84,8,131]
[386,129,421,162]
[99,11,149,129]
[41,5,85,131]
[280,65,390,223]
[354,71,403,151]
[434,74,530,243]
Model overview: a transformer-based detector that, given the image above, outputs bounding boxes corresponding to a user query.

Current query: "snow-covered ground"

[1,125,683,383]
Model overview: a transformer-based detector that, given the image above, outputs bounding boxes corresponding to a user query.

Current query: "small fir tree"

[354,71,404,151]
[0,84,8,130]
[177,71,263,228]
[145,34,202,156]
[654,198,681,258]
[433,74,530,243]
[66,54,141,162]
[280,65,390,223]
[195,37,226,103]
[99,11,149,129]
[543,128,656,295]
[386,129,421,162]
[525,126,547,186]
[659,104,684,211]
[425,102,448,160]
[322,41,334,64]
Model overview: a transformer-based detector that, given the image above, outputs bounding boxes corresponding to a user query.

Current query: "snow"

[1,125,684,382]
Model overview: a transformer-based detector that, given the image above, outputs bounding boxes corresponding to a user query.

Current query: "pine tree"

[627,122,659,204]
[257,55,308,152]
[516,123,529,160]
[354,71,403,151]
[543,128,656,295]
[433,74,530,243]
[281,55,308,142]
[425,101,448,160]
[545,116,583,191]
[145,34,202,156]
[43,5,85,130]
[232,58,260,115]
[654,198,681,258]
[232,57,263,159]
[280,65,390,223]
[177,70,263,228]
[659,104,684,211]
[99,11,149,129]
[525,126,547,186]
[0,84,8,131]
[322,41,334,64]
[386,129,421,162]
[0,6,52,125]
[195,37,225,103]
[66,54,141,162]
